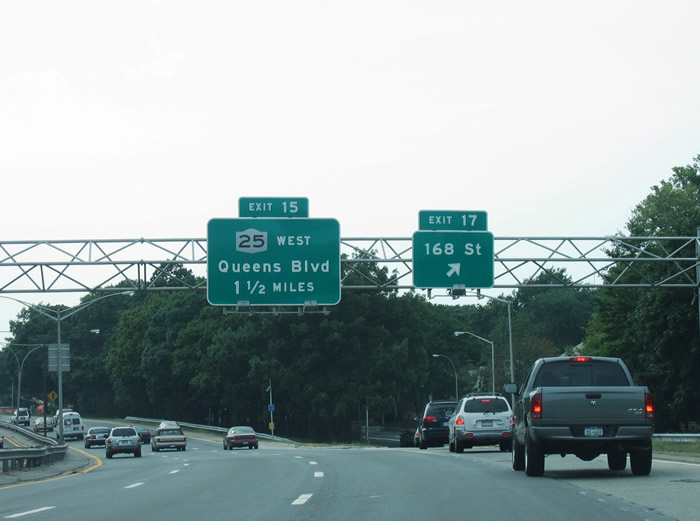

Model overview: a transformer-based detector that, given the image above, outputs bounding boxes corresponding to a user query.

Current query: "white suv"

[448,394,513,453]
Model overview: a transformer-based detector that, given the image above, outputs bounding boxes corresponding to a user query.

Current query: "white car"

[448,394,513,453]
[11,408,30,426]
[33,417,54,432]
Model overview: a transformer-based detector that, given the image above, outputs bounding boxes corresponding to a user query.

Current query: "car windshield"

[426,403,457,418]
[534,361,630,387]
[160,429,182,436]
[232,427,255,434]
[464,398,509,413]
[112,428,135,437]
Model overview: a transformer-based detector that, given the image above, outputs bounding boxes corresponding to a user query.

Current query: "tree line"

[2,156,698,439]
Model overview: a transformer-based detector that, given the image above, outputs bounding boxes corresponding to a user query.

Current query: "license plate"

[242,441,248,444]
[481,420,493,427]
[584,426,604,437]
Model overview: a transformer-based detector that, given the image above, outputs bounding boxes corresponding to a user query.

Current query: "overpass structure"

[0,235,698,295]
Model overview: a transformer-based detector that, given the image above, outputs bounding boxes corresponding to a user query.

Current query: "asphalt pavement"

[0,442,96,488]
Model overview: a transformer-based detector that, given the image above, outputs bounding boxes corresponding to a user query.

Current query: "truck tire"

[607,449,627,471]
[525,436,545,476]
[630,444,652,476]
[455,439,464,453]
[512,437,525,471]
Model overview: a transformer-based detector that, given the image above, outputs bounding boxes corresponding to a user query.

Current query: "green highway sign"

[207,218,340,306]
[239,197,309,218]
[419,210,488,231]
[412,231,494,289]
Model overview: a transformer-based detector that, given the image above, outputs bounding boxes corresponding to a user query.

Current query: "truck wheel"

[512,437,525,471]
[630,444,652,475]
[455,439,464,453]
[448,438,455,452]
[419,438,427,450]
[525,436,545,476]
[607,449,627,471]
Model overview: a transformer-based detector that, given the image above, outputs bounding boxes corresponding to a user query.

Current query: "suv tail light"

[530,392,543,419]
[645,393,655,419]
[455,416,464,425]
[423,416,437,423]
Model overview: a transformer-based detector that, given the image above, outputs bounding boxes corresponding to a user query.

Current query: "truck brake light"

[531,392,542,419]
[645,393,655,419]
[569,356,592,362]
[455,416,464,425]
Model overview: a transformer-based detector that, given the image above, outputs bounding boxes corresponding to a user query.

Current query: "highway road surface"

[2,422,699,521]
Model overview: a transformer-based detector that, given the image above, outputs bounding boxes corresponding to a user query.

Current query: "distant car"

[11,408,30,426]
[399,429,415,447]
[135,426,151,444]
[448,393,513,453]
[84,427,111,448]
[33,417,53,432]
[417,400,458,449]
[106,426,142,458]
[151,425,187,452]
[223,426,259,450]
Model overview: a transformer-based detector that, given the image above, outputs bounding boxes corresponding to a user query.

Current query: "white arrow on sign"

[446,263,461,277]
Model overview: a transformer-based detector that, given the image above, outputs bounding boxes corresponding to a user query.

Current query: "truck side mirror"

[504,383,518,394]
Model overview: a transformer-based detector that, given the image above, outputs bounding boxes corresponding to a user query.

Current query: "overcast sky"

[2,1,699,335]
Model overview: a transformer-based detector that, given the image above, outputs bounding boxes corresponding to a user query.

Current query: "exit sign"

[412,231,494,289]
[419,210,488,231]
[239,197,309,218]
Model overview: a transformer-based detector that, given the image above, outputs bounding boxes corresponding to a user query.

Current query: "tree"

[585,155,700,431]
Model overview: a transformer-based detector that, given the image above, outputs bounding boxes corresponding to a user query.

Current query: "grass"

[653,439,700,455]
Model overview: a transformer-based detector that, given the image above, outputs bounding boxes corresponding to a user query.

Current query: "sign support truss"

[0,235,698,295]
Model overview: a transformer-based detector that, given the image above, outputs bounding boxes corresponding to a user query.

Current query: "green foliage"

[584,155,700,431]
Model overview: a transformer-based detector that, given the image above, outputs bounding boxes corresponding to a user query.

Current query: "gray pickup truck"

[505,356,654,476]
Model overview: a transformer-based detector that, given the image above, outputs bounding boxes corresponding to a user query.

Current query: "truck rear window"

[534,360,629,387]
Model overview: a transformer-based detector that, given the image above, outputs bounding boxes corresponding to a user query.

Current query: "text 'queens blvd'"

[207,218,341,306]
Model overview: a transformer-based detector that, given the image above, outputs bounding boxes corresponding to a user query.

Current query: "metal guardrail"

[124,416,294,443]
[0,420,67,473]
[653,433,700,443]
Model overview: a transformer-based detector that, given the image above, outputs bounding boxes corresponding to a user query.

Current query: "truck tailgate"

[540,386,648,425]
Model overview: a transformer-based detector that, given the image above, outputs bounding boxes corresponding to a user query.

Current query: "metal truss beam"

[0,236,698,294]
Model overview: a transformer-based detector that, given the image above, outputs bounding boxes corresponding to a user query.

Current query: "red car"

[223,426,259,450]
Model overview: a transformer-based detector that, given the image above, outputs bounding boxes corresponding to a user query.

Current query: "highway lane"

[3,434,691,521]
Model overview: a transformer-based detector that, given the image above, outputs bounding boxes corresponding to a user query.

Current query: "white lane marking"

[5,507,56,518]
[184,463,190,467]
[169,470,180,474]
[292,494,313,506]
[295,456,303,459]
[124,483,144,489]
[309,461,318,465]
[314,472,324,477]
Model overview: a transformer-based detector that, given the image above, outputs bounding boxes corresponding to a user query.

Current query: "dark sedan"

[135,426,152,444]
[84,427,111,448]
[223,426,259,450]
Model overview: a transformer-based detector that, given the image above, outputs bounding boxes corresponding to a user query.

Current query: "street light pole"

[0,291,133,441]
[2,343,45,411]
[470,292,514,386]
[454,331,495,394]
[432,353,458,400]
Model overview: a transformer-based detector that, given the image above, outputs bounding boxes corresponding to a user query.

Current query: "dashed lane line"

[4,507,56,519]
[292,494,313,506]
